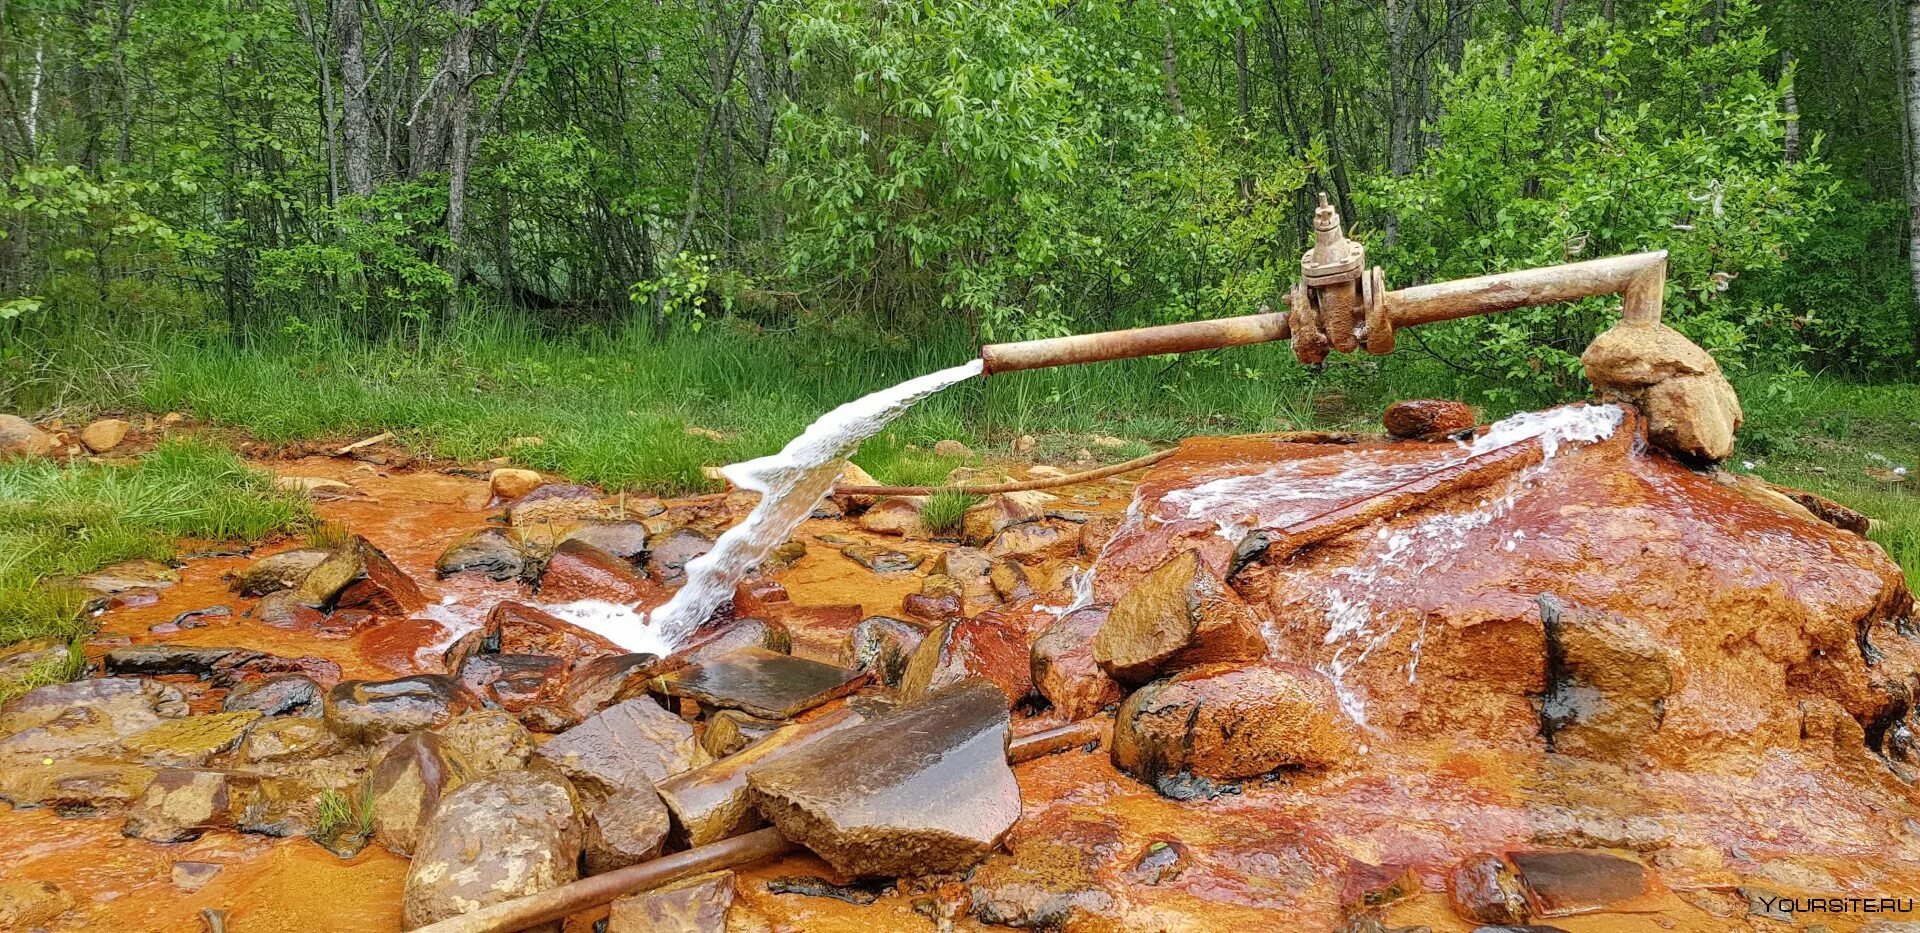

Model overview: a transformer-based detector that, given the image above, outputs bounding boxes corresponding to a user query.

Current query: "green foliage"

[919,491,983,536]
[1377,0,1831,403]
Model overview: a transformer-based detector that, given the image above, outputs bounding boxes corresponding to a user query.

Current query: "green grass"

[921,491,984,535]
[0,438,312,687]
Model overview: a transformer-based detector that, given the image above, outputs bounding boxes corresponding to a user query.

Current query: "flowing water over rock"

[644,360,984,649]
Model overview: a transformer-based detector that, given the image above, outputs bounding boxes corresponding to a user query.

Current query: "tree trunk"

[1551,0,1571,34]
[335,0,375,198]
[441,0,477,324]
[1160,1,1187,121]
[1385,0,1414,244]
[1905,0,1920,352]
[1234,26,1253,209]
[1781,49,1800,164]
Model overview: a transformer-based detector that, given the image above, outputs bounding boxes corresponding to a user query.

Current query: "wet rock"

[123,768,265,842]
[536,698,708,800]
[80,417,131,453]
[0,880,75,929]
[745,680,1019,876]
[635,618,792,682]
[732,579,790,616]
[1112,662,1353,791]
[434,709,535,774]
[335,536,428,616]
[840,543,923,574]
[1447,853,1531,925]
[0,676,186,740]
[835,461,880,509]
[1538,597,1679,761]
[434,528,527,581]
[988,522,1075,564]
[458,652,569,712]
[171,861,223,893]
[606,870,735,933]
[253,590,327,629]
[648,528,716,586]
[507,482,613,526]
[932,547,996,598]
[1077,514,1123,557]
[223,674,323,718]
[700,710,783,758]
[1032,605,1123,720]
[901,590,964,624]
[55,558,178,595]
[214,652,342,688]
[1383,399,1475,438]
[968,817,1122,929]
[368,731,471,855]
[148,604,230,634]
[564,520,650,562]
[122,711,261,766]
[651,647,866,719]
[104,644,262,679]
[564,653,662,719]
[0,758,157,811]
[1507,849,1654,917]
[292,547,362,607]
[1129,840,1184,885]
[325,675,482,743]
[962,497,1042,547]
[659,702,879,847]
[1093,550,1265,685]
[538,539,648,603]
[585,785,671,875]
[482,600,624,667]
[843,616,928,687]
[989,560,1034,601]
[764,876,891,904]
[403,770,583,930]
[1581,322,1741,461]
[230,548,331,596]
[900,616,1033,706]
[858,498,925,537]
[490,467,544,500]
[0,414,56,459]
[238,717,337,763]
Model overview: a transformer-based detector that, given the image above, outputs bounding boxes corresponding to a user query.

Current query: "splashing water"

[639,360,985,649]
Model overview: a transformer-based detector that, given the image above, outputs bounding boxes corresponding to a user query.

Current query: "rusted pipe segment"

[979,311,1290,375]
[409,716,1116,933]
[833,448,1176,498]
[1385,251,1669,328]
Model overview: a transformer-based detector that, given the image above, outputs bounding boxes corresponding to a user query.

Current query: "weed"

[920,491,983,535]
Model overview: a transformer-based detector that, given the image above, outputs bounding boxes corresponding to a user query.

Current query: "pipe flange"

[1289,279,1330,366]
[1364,266,1394,355]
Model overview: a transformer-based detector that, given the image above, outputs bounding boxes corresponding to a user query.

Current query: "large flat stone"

[536,698,708,800]
[650,648,867,719]
[745,680,1019,877]
[657,701,880,848]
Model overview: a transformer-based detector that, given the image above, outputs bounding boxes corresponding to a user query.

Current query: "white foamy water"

[1315,403,1623,727]
[548,598,678,657]
[639,360,985,649]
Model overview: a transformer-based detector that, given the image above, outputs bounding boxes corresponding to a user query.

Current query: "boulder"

[335,536,428,616]
[1383,400,1475,438]
[658,701,879,848]
[1539,598,1680,761]
[649,647,866,719]
[987,522,1076,564]
[536,698,708,800]
[223,674,323,718]
[1447,853,1531,925]
[968,816,1124,929]
[480,600,624,667]
[1111,662,1353,793]
[507,482,613,526]
[0,414,55,459]
[433,709,535,774]
[230,549,332,596]
[237,717,337,764]
[537,539,648,603]
[122,711,261,767]
[842,616,928,688]
[490,468,545,500]
[325,675,482,743]
[293,547,363,607]
[403,771,583,931]
[103,644,262,679]
[434,529,527,581]
[80,418,131,453]
[989,560,1034,601]
[564,653,662,719]
[563,521,650,562]
[253,590,326,629]
[0,757,157,811]
[858,498,925,537]
[584,786,671,875]
[0,676,185,742]
[458,652,568,713]
[1032,606,1123,720]
[1092,550,1265,685]
[606,871,736,933]
[122,768,264,842]
[213,652,342,688]
[1581,322,1741,461]
[368,731,471,855]
[648,528,716,586]
[932,547,996,597]
[745,681,1020,876]
[899,616,1033,706]
[1579,322,1717,389]
[625,618,791,687]
[963,497,1043,547]
[699,710,783,759]
[1643,372,1742,462]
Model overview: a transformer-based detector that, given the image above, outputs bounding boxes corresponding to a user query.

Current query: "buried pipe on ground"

[407,718,1112,933]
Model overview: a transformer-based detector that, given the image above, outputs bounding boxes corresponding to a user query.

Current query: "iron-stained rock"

[122,711,260,767]
[659,702,878,848]
[536,698,708,800]
[1447,853,1531,925]
[223,674,322,718]
[606,870,735,933]
[968,817,1123,928]
[1111,662,1352,792]
[457,652,568,713]
[434,529,527,581]
[650,647,866,719]
[699,710,783,759]
[122,768,264,842]
[325,675,482,743]
[858,498,925,537]
[987,522,1075,564]
[564,521,650,561]
[230,548,331,597]
[335,536,429,615]
[368,731,470,855]
[484,600,624,667]
[1383,399,1476,438]
[1538,597,1679,761]
[842,616,928,688]
[537,538,648,603]
[403,770,583,930]
[565,653,662,719]
[1032,605,1123,720]
[433,709,535,775]
[648,528,715,586]
[899,616,1032,706]
[238,717,337,763]
[0,880,74,929]
[585,786,671,875]
[840,543,922,574]
[104,644,262,678]
[1093,550,1265,685]
[745,680,1019,877]
[1507,849,1655,917]
[0,757,157,811]
[0,676,186,738]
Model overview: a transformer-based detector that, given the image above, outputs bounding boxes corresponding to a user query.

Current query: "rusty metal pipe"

[408,718,1114,933]
[979,250,1668,375]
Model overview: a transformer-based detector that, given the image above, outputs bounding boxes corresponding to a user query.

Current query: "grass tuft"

[920,491,983,536]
